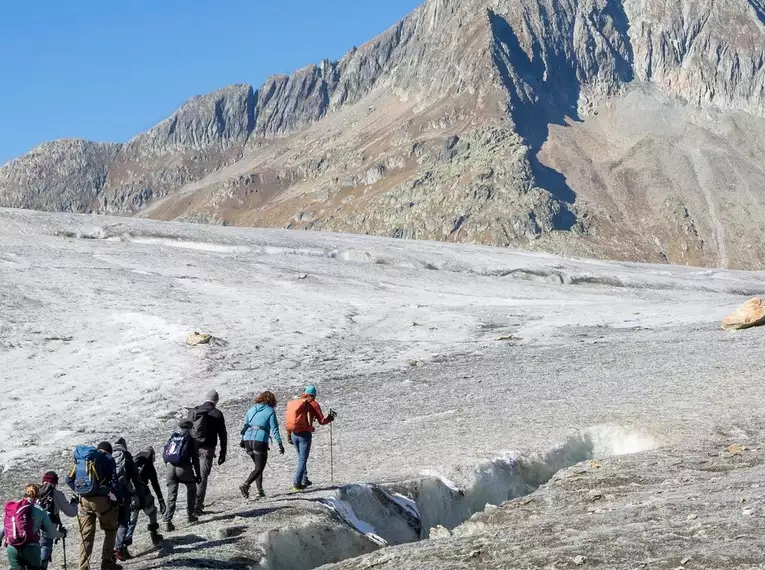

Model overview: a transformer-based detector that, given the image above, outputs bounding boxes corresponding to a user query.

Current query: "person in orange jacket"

[285,385,335,491]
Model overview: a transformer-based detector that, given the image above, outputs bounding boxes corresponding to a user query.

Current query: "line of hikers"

[3,385,334,570]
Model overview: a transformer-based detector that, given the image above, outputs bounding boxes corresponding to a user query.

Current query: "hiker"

[112,438,146,562]
[38,471,78,569]
[3,484,64,570]
[65,441,121,570]
[285,385,335,491]
[187,390,228,515]
[124,447,165,548]
[238,391,285,499]
[162,420,202,532]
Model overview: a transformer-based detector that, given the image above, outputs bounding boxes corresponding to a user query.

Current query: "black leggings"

[244,440,269,490]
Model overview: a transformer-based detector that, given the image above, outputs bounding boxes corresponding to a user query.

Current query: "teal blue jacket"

[241,403,283,446]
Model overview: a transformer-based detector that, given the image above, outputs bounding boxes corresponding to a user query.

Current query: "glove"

[159,499,166,515]
[59,527,68,539]
[69,496,78,506]
[287,434,294,445]
[328,410,337,422]
[218,454,226,466]
[239,440,246,449]
[278,444,285,455]
[195,475,202,484]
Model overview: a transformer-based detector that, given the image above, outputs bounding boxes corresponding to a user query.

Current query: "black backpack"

[187,406,210,443]
[38,483,60,526]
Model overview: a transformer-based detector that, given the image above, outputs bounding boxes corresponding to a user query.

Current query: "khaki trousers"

[77,495,118,570]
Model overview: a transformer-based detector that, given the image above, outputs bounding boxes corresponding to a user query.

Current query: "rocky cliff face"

[2,0,765,268]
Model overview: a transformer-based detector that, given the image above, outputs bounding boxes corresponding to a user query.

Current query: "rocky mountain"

[2,0,765,268]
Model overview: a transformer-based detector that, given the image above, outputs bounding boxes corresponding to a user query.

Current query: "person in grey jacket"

[38,471,78,570]
[163,420,201,532]
[113,437,146,561]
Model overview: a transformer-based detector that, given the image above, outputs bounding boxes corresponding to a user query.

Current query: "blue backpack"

[70,445,112,496]
[163,432,191,466]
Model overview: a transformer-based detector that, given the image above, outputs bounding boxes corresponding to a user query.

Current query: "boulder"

[186,332,212,346]
[721,298,765,331]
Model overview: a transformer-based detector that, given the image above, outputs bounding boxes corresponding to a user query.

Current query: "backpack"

[163,432,191,466]
[3,499,38,548]
[187,407,210,443]
[70,445,111,497]
[111,447,135,494]
[285,398,311,432]
[37,483,60,526]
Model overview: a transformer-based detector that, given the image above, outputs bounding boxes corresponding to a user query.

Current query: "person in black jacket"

[124,447,166,548]
[163,420,202,531]
[188,390,227,515]
[113,438,146,561]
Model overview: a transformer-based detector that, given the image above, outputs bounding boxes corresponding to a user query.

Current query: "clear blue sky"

[0,0,423,164]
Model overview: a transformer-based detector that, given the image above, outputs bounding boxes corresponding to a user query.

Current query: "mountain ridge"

[3,0,765,268]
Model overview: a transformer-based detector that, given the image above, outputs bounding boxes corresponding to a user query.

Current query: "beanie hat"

[304,385,317,396]
[115,437,127,447]
[97,441,113,454]
[206,390,220,404]
[42,471,59,486]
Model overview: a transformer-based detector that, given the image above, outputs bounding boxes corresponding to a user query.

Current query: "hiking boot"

[164,521,175,532]
[292,484,306,492]
[239,484,250,499]
[150,531,164,546]
[187,514,199,524]
[114,547,132,561]
[193,508,207,516]
[257,489,266,499]
[303,479,313,487]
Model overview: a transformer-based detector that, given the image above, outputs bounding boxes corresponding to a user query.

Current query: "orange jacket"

[285,396,329,436]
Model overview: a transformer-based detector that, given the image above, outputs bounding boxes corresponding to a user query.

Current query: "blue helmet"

[304,385,317,396]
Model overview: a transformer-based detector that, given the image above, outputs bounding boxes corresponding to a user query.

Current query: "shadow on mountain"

[488,3,634,230]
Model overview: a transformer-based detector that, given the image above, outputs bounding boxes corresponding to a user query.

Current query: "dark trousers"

[117,488,158,547]
[243,441,268,491]
[195,447,215,511]
[165,465,197,522]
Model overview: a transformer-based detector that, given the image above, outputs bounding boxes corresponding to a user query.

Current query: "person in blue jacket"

[239,391,284,499]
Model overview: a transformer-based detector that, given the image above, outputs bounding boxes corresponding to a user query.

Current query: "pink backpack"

[3,499,37,548]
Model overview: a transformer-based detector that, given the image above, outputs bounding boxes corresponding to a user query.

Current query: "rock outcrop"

[2,0,765,268]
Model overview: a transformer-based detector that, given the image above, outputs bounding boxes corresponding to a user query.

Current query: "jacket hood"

[112,443,128,455]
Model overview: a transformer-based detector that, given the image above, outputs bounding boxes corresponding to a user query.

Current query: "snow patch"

[125,236,251,254]
[320,496,389,546]
[418,470,460,492]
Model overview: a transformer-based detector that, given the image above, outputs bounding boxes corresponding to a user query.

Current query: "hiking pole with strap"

[62,534,67,570]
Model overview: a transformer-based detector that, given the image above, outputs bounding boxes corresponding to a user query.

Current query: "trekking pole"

[329,419,334,484]
[62,535,67,570]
